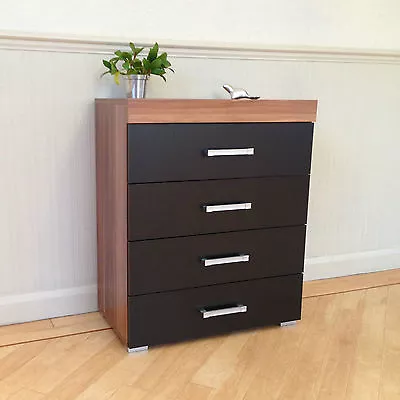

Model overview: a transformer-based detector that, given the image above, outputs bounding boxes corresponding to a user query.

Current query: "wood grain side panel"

[95,102,128,345]
[96,99,318,123]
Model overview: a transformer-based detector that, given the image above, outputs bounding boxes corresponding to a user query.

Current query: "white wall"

[1,0,400,50]
[1,3,400,325]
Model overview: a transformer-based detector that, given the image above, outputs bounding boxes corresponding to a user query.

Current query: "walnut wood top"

[95,99,317,123]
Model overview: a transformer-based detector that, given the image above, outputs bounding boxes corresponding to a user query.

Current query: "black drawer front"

[128,123,313,183]
[128,274,302,348]
[128,226,306,295]
[128,176,309,240]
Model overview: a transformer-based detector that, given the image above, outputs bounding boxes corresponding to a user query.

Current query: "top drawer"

[128,122,313,183]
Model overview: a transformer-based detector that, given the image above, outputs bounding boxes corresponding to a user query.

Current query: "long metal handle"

[200,305,248,319]
[206,148,254,157]
[204,202,252,213]
[203,254,250,267]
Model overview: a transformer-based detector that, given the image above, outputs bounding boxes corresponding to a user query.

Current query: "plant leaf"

[113,71,121,85]
[150,58,163,69]
[122,61,130,70]
[158,52,172,68]
[130,43,144,56]
[102,59,111,69]
[121,51,132,60]
[143,58,151,73]
[147,42,159,62]
[133,59,144,74]
[159,52,167,62]
[134,47,144,56]
[110,62,118,74]
[114,50,123,57]
[151,68,166,75]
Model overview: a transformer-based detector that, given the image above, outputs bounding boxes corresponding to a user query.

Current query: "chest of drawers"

[95,99,317,351]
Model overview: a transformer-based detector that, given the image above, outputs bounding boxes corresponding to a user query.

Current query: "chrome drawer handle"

[203,254,250,267]
[200,304,248,319]
[206,148,254,157]
[204,202,252,213]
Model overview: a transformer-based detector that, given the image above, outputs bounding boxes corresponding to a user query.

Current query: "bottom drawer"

[128,274,302,348]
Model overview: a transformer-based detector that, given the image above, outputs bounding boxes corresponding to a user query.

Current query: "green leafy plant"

[102,42,174,84]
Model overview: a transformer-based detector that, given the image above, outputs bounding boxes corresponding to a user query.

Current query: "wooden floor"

[1,284,400,399]
[0,312,110,349]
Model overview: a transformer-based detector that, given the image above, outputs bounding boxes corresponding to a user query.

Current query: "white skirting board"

[0,285,97,326]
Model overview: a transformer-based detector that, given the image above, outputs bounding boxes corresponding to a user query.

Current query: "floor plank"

[176,383,215,400]
[0,341,48,381]
[45,333,125,400]
[5,331,117,395]
[192,330,251,389]
[108,386,148,400]
[7,388,45,400]
[208,328,279,400]
[132,342,189,392]
[314,290,365,400]
[244,296,319,400]
[0,313,110,348]
[141,336,224,400]
[379,285,400,400]
[50,312,110,330]
[0,380,20,400]
[303,269,400,298]
[0,320,53,348]
[273,293,345,400]
[345,286,387,400]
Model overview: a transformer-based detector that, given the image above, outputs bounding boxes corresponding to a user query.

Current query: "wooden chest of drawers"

[95,99,317,351]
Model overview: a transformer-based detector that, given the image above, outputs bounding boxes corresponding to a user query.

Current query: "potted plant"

[101,42,174,98]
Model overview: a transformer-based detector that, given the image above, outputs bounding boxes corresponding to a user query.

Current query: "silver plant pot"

[124,75,149,98]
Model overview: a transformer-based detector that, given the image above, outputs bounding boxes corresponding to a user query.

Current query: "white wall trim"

[0,285,98,326]
[1,31,400,64]
[304,248,400,281]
